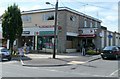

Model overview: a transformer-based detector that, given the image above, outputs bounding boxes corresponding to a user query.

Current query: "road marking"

[67,61,86,65]
[109,69,120,77]
[20,59,24,65]
[2,61,18,64]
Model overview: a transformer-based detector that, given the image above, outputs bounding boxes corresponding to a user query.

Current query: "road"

[1,58,120,77]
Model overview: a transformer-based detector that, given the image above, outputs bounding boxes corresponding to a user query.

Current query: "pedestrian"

[18,47,24,57]
[23,42,27,54]
[26,46,30,54]
[77,44,80,52]
[82,47,86,56]
[82,43,86,56]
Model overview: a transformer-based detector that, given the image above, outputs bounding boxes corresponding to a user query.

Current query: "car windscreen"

[1,49,8,52]
[103,47,114,50]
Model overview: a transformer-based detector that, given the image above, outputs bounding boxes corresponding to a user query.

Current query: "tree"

[2,3,23,52]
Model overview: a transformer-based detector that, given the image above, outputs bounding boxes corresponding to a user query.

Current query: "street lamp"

[46,0,58,58]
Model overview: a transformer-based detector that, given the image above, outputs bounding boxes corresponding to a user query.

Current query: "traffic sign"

[108,35,113,38]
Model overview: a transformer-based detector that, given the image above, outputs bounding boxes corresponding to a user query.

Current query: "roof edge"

[21,7,102,22]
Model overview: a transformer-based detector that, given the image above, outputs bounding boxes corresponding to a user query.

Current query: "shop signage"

[22,31,30,34]
[99,33,103,37]
[39,31,54,36]
[34,32,39,35]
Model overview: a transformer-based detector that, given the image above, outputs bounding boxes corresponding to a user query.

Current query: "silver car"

[0,47,11,61]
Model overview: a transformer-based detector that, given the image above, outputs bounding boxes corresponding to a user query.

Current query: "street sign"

[108,35,113,38]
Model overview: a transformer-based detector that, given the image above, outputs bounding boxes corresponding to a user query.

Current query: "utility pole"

[53,0,58,58]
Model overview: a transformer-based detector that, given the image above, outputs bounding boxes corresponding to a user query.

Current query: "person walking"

[82,43,86,56]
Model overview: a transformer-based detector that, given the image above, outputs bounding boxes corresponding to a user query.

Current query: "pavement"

[17,52,101,67]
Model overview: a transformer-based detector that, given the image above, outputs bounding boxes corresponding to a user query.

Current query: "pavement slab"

[19,53,101,67]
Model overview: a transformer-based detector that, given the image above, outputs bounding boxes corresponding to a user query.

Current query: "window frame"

[43,12,55,21]
[22,15,32,23]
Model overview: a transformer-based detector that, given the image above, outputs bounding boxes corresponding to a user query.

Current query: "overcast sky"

[0,0,119,32]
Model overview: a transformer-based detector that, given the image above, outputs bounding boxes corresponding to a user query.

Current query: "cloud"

[105,16,118,22]
[0,0,119,3]
[0,7,7,15]
[0,0,118,32]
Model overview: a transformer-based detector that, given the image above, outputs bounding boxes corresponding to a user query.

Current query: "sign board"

[39,31,54,36]
[108,35,113,38]
[22,31,30,34]
[34,32,39,35]
[81,29,95,35]
[99,33,103,37]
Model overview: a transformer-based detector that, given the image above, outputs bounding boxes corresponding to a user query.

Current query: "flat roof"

[21,7,102,22]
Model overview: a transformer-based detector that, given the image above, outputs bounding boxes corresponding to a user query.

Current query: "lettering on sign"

[22,31,30,34]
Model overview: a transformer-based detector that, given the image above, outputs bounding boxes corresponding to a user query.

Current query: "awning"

[78,34,96,38]
[67,32,79,37]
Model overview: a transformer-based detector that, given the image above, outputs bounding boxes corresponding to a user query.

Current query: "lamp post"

[46,0,58,58]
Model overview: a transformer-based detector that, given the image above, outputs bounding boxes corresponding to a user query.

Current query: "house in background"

[100,26,120,49]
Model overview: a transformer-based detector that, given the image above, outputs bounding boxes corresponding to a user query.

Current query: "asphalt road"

[1,58,120,77]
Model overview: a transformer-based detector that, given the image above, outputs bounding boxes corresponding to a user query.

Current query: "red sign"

[58,26,62,30]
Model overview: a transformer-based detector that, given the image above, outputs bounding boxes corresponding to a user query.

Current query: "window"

[67,36,73,41]
[84,20,87,27]
[95,22,98,27]
[90,20,93,28]
[22,15,31,22]
[43,12,54,21]
[70,16,76,21]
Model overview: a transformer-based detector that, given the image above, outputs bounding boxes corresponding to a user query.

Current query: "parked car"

[117,46,120,50]
[0,47,11,61]
[101,46,120,59]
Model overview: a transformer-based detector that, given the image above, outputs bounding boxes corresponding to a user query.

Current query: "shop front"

[78,28,97,52]
[20,27,54,52]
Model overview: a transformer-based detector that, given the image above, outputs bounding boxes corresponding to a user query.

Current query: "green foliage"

[2,3,23,49]
[86,49,99,55]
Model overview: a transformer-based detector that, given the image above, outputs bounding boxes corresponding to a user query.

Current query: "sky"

[0,0,119,32]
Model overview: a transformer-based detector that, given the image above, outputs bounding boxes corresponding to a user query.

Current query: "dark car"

[117,46,120,50]
[0,47,11,61]
[101,46,120,59]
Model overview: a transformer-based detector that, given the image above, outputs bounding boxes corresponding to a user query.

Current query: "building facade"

[19,7,103,53]
[100,26,120,49]
[10,7,119,53]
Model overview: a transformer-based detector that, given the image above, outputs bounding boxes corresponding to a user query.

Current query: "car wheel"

[8,57,11,61]
[115,55,118,60]
[101,56,106,60]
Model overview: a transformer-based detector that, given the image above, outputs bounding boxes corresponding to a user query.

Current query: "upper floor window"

[70,15,76,21]
[84,20,87,27]
[95,22,98,27]
[22,15,31,22]
[90,20,93,28]
[43,12,54,21]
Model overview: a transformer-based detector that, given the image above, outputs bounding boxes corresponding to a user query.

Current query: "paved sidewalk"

[20,53,101,67]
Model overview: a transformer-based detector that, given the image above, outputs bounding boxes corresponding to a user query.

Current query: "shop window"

[43,12,54,21]
[37,37,53,49]
[22,15,31,22]
[67,36,73,41]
